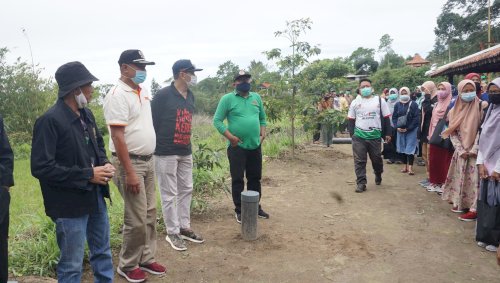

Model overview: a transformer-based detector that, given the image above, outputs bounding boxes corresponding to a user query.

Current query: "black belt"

[112,152,153,161]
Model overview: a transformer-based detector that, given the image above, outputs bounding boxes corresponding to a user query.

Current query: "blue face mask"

[360,87,372,97]
[236,82,251,92]
[388,94,398,101]
[460,91,476,102]
[132,70,147,84]
[126,64,147,84]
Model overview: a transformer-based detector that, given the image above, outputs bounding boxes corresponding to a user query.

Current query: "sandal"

[408,171,415,175]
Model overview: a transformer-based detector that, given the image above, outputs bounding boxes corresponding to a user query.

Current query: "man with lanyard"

[0,113,13,283]
[347,79,392,193]
[104,50,166,283]
[31,62,115,282]
[152,60,204,251]
[213,70,269,223]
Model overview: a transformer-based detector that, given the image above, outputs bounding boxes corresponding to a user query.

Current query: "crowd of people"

[0,49,269,283]
[0,47,499,283]
[339,74,500,260]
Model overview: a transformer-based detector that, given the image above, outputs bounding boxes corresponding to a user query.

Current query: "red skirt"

[428,144,454,184]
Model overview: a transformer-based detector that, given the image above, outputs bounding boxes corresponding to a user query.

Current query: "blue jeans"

[53,208,113,283]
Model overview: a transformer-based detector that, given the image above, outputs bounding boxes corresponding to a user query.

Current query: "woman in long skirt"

[476,78,500,252]
[392,87,420,175]
[441,79,488,221]
[426,82,454,194]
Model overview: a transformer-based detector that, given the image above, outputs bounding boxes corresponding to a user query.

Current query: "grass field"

[7,115,308,277]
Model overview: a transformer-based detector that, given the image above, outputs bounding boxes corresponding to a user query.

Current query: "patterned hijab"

[441,79,482,151]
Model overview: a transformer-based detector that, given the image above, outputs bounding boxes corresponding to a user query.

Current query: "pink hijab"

[428,82,452,140]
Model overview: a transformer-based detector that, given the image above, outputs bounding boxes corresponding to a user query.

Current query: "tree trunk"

[291,86,296,158]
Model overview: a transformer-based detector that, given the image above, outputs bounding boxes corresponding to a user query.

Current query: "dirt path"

[107,144,499,283]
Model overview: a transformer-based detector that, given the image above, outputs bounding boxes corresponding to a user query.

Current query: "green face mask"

[360,87,372,97]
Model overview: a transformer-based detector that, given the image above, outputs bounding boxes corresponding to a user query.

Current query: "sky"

[1,0,447,90]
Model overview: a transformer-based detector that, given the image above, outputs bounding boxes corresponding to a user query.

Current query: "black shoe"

[258,209,270,219]
[375,175,382,185]
[235,213,241,224]
[355,184,366,193]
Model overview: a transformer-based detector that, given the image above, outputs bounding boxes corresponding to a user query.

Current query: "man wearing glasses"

[151,59,204,251]
[213,70,269,223]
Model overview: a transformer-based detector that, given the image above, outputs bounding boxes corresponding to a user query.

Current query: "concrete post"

[241,191,259,241]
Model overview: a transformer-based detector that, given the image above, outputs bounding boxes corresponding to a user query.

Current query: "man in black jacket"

[0,114,14,283]
[31,62,115,283]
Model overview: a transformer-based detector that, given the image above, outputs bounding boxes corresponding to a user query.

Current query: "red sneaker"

[117,267,147,283]
[140,262,167,275]
[458,211,477,222]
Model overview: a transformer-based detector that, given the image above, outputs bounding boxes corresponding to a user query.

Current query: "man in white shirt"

[347,79,392,193]
[104,49,166,283]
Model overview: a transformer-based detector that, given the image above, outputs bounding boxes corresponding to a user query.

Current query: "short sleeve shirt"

[348,96,391,140]
[103,80,156,155]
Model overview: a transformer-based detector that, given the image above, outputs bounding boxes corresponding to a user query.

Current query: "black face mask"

[416,93,422,98]
[475,82,481,92]
[424,93,431,100]
[489,93,500,104]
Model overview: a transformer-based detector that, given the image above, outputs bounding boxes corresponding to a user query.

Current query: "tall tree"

[216,60,240,93]
[349,47,379,75]
[265,18,321,157]
[429,0,500,64]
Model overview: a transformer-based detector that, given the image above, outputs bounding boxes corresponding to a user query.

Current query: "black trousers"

[0,187,10,283]
[227,145,262,214]
[352,136,384,185]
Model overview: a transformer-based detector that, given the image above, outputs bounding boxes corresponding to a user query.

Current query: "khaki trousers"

[111,156,157,271]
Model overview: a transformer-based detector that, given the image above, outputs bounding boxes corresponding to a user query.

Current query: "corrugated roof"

[429,44,500,77]
[406,54,430,65]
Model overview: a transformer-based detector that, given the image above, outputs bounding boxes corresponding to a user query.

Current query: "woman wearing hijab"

[464,73,483,98]
[441,79,488,222]
[426,82,453,193]
[476,78,500,252]
[392,87,420,175]
[385,88,402,164]
[419,81,438,187]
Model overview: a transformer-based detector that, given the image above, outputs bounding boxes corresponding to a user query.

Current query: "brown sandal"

[408,171,415,175]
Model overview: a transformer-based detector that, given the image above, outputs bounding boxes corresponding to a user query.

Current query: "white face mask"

[187,74,197,86]
[75,88,88,109]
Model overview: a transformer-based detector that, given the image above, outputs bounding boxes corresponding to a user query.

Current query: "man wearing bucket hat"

[104,49,165,282]
[151,59,204,251]
[213,70,269,224]
[31,61,115,282]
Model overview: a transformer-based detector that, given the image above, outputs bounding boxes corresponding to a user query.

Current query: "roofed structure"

[406,54,430,67]
[429,44,500,78]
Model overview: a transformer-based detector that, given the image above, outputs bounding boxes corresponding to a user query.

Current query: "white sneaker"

[486,245,498,252]
[477,241,487,248]
[426,184,438,192]
[435,185,443,194]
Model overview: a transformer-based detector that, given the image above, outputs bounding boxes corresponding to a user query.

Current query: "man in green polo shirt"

[213,70,269,223]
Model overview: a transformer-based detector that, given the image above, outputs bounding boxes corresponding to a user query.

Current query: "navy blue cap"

[172,59,203,75]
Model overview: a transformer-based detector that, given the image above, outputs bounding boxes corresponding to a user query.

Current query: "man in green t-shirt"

[213,70,269,223]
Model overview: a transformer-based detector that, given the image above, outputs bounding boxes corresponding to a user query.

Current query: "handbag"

[476,179,500,246]
[428,108,454,150]
[396,101,412,128]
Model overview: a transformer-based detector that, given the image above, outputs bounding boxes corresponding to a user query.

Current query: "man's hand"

[91,166,115,185]
[260,135,265,144]
[478,164,489,179]
[229,135,241,147]
[126,171,141,194]
[104,163,116,173]
[492,171,500,182]
[385,136,392,143]
[397,128,407,133]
